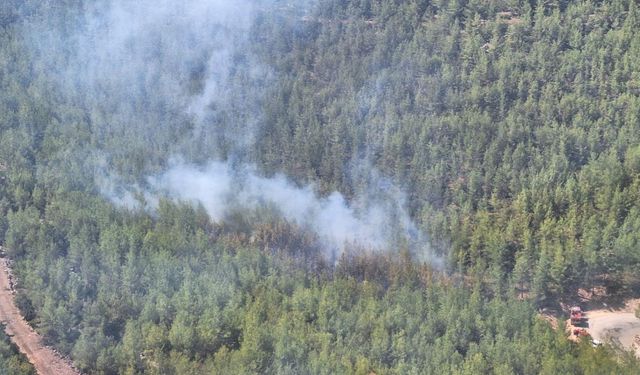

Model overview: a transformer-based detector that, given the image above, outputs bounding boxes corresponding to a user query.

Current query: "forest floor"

[0,255,81,375]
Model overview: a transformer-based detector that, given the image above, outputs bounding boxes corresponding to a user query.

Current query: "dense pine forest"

[2,0,640,373]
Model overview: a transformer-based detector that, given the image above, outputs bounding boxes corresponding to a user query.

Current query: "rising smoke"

[24,0,440,264]
[150,160,436,262]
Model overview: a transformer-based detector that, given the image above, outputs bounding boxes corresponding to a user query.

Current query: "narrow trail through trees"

[0,256,81,375]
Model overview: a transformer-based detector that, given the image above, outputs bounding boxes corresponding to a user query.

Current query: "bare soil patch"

[585,299,640,357]
[563,297,640,357]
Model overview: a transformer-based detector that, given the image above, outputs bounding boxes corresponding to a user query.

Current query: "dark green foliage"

[3,195,637,374]
[14,291,35,322]
[0,330,35,375]
[254,0,640,300]
[1,0,640,373]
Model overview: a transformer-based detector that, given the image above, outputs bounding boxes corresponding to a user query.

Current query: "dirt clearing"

[586,299,640,357]
[566,299,640,357]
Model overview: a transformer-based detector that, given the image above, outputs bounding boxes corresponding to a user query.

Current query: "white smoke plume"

[23,0,264,164]
[103,159,438,263]
[24,0,441,265]
[159,161,422,256]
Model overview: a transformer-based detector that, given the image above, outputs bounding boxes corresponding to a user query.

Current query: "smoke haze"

[147,160,436,261]
[22,0,440,264]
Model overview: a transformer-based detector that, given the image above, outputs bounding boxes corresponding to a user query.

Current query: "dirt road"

[0,257,81,375]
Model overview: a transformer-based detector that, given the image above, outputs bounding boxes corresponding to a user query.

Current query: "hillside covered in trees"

[254,0,640,301]
[1,0,640,373]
